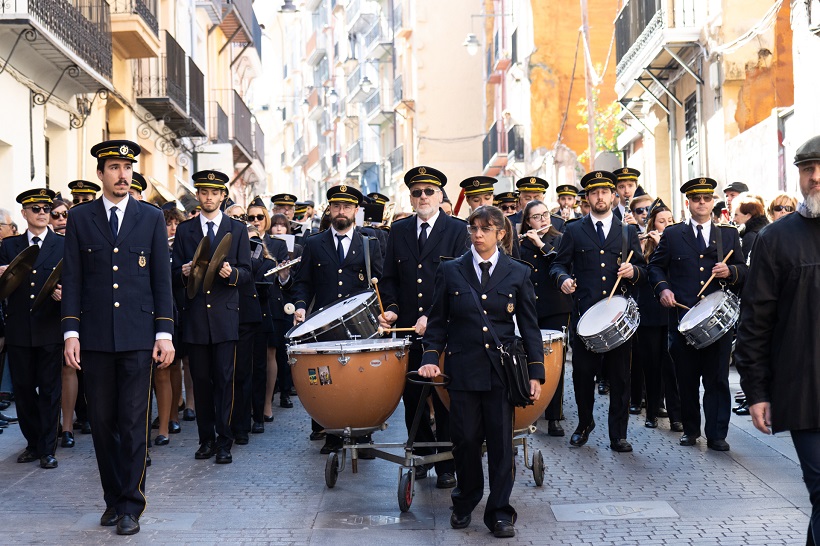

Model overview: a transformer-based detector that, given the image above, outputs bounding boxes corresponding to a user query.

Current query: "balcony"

[134,32,188,131]
[188,58,206,136]
[482,122,507,176]
[110,0,160,59]
[231,90,253,163]
[253,121,265,167]
[486,48,502,84]
[306,87,325,121]
[197,0,224,24]
[346,64,372,102]
[291,136,308,167]
[220,0,254,44]
[393,2,411,39]
[363,21,392,60]
[389,145,404,177]
[492,32,511,73]
[346,0,378,34]
[209,101,229,144]
[364,91,393,125]
[507,125,524,162]
[305,29,327,66]
[346,138,378,174]
[0,0,113,101]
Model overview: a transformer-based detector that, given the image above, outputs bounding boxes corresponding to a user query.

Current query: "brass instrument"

[263,256,302,277]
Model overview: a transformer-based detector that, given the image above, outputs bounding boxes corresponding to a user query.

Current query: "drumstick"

[377,326,416,335]
[607,250,634,304]
[371,277,386,318]
[696,249,734,298]
[673,302,690,311]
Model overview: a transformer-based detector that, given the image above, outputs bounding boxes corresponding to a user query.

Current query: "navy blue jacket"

[0,230,64,346]
[172,213,252,344]
[519,234,573,319]
[62,197,174,352]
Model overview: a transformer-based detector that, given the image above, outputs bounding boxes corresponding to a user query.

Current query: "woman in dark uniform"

[419,205,544,539]
[518,200,574,436]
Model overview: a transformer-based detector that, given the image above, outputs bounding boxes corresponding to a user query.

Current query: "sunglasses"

[50,211,68,219]
[689,195,714,203]
[500,204,517,211]
[231,214,247,221]
[632,207,649,214]
[772,205,794,212]
[410,188,438,198]
[247,214,265,222]
[27,205,52,214]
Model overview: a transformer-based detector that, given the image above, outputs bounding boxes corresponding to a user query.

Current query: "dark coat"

[262,235,290,322]
[421,252,544,392]
[738,214,769,261]
[734,213,820,432]
[61,197,174,352]
[0,230,64,346]
[519,234,573,318]
[509,211,566,233]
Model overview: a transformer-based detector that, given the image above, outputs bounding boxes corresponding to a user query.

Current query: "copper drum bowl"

[433,330,565,430]
[288,338,409,430]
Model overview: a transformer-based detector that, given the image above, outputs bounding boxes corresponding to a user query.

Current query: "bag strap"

[467,284,504,352]
[713,222,724,262]
[621,220,629,262]
[361,230,373,289]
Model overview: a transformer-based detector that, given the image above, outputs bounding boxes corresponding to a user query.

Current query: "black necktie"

[109,206,119,239]
[31,236,40,247]
[479,261,491,289]
[696,224,706,253]
[596,220,606,246]
[336,234,346,263]
[418,222,429,252]
[206,221,216,245]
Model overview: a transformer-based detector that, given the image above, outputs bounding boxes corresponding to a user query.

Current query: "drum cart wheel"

[398,470,414,512]
[532,450,545,486]
[325,452,340,488]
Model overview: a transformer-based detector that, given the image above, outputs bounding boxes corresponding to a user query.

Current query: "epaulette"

[511,257,535,270]
[550,213,563,222]
[71,199,92,207]
[306,229,324,237]
[177,216,199,227]
[449,215,467,223]
[565,216,582,225]
[392,215,414,226]
[718,223,739,230]
[440,256,456,261]
[139,200,160,209]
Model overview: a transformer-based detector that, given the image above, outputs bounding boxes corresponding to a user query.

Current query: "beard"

[332,214,352,231]
[804,191,820,216]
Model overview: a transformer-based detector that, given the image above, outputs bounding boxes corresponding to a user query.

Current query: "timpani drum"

[287,338,409,430]
[576,296,640,353]
[286,291,381,344]
[678,290,740,349]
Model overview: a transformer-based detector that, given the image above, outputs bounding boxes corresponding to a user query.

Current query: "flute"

[518,225,550,241]
[263,256,302,277]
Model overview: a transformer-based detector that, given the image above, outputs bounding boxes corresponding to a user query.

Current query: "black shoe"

[733,402,750,416]
[146,452,151,467]
[645,417,658,429]
[547,420,565,437]
[320,439,342,454]
[264,414,274,423]
[598,381,610,395]
[182,408,196,421]
[251,421,264,434]
[178,401,186,412]
[0,400,9,410]
[0,419,7,428]
[168,421,181,434]
[195,440,215,460]
[414,464,429,480]
[100,507,120,527]
[72,420,83,430]
[309,431,325,441]
[151,416,159,429]
[493,520,515,538]
[17,449,38,463]
[288,387,298,396]
[81,421,92,434]
[0,411,18,423]
[61,431,75,448]
[679,434,698,446]
[215,447,232,464]
[280,396,293,408]
[569,421,595,447]
[671,421,684,432]
[657,407,669,418]
[436,472,457,489]
[117,514,140,535]
[628,405,642,415]
[707,439,730,451]
[40,455,58,469]
[450,511,471,529]
[154,435,169,446]
[234,433,249,445]
[610,439,633,453]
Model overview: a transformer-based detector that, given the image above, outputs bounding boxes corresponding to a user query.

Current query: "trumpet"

[263,256,302,277]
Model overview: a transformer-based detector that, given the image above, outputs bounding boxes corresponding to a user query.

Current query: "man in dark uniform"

[290,184,382,453]
[378,166,468,488]
[611,167,640,224]
[129,172,146,201]
[272,193,308,242]
[460,176,496,213]
[0,188,64,468]
[648,177,746,451]
[62,140,175,535]
[507,177,566,233]
[173,170,252,464]
[494,191,518,216]
[550,170,645,452]
[556,184,582,221]
[68,179,101,205]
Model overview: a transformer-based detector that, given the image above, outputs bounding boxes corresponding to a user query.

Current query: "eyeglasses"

[467,225,500,235]
[689,195,714,203]
[772,205,794,212]
[50,211,68,219]
[410,188,438,198]
[26,205,52,214]
[230,214,247,221]
[500,205,517,212]
[247,214,266,222]
[633,207,649,215]
[527,212,550,221]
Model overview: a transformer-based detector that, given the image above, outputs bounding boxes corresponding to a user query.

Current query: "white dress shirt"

[417,210,440,237]
[199,211,224,237]
[590,211,615,239]
[27,230,47,247]
[101,194,128,230]
[470,245,500,281]
[691,219,712,245]
[330,226,353,258]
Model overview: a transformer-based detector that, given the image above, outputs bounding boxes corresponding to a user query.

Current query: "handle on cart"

[406,371,450,387]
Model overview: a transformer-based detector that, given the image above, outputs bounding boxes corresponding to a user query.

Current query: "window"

[684,92,699,179]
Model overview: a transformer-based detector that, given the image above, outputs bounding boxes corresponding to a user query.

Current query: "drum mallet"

[696,249,734,298]
[371,277,386,317]
[673,302,690,311]
[284,303,295,315]
[607,250,634,304]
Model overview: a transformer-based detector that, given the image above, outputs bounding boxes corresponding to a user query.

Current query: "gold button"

[534,269,538,272]
[87,249,92,253]
[338,281,343,286]
[602,276,606,281]
[481,294,487,300]
[207,304,211,308]
[30,294,34,299]
[455,291,459,295]
[253,294,257,298]
[418,264,422,269]
[114,248,119,253]
[338,269,342,274]
[113,283,119,289]
[534,282,538,286]
[417,278,422,283]
[699,267,704,272]
[536,295,539,299]
[603,291,607,295]
[508,294,512,297]
[701,295,706,299]
[32,270,37,274]
[206,290,211,295]
[338,294,343,298]
[30,282,35,287]
[417,293,422,298]
[700,281,705,285]
[601,263,605,267]
[483,310,487,315]
[113,265,118,271]
[699,254,704,259]
[114,302,120,307]
[485,344,490,348]
[482,326,488,332]
[418,307,423,312]
[600,250,605,255]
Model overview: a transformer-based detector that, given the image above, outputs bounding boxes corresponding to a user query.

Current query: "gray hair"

[0,208,11,224]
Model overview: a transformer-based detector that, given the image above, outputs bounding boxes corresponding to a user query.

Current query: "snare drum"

[286,291,380,343]
[678,290,739,349]
[577,296,640,353]
[514,329,566,430]
[287,338,409,430]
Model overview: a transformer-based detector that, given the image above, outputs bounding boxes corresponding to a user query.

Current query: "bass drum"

[286,291,380,344]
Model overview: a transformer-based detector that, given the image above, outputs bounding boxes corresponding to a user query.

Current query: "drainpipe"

[695,55,706,177]
[668,95,679,220]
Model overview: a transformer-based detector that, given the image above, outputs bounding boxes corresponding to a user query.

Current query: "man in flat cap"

[62,139,175,535]
[735,135,820,545]
[723,181,749,220]
[648,177,746,451]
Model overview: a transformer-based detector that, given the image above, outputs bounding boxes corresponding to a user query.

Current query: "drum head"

[577,296,628,337]
[287,291,375,339]
[679,291,724,331]
[288,337,406,354]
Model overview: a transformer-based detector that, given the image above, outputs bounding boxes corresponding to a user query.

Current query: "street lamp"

[326,88,339,104]
[360,75,373,94]
[279,0,298,14]
[463,33,480,56]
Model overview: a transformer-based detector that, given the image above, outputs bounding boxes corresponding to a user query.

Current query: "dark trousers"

[231,324,257,435]
[82,350,152,517]
[187,341,237,448]
[7,344,62,456]
[273,319,293,394]
[633,325,681,421]
[449,370,516,531]
[75,368,88,423]
[403,345,454,474]
[251,330,269,423]
[668,329,731,439]
[571,335,631,441]
[791,429,820,546]
[540,314,569,421]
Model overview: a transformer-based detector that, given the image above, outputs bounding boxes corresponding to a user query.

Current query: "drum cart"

[323,371,455,513]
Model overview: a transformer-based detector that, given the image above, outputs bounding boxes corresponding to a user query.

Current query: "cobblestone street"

[0,365,810,545]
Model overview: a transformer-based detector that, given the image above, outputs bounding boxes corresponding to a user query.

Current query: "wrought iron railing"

[482,121,501,168]
[392,2,403,31]
[346,64,362,95]
[188,57,205,129]
[615,0,661,65]
[347,140,361,165]
[233,90,253,157]
[110,0,159,36]
[210,101,229,143]
[134,31,187,110]
[389,145,403,174]
[393,75,402,103]
[507,125,524,161]
[364,91,380,115]
[345,0,361,26]
[253,121,264,165]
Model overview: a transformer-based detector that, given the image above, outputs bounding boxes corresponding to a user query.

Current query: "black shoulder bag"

[466,286,533,408]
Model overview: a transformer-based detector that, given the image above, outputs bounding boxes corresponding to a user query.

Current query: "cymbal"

[203,232,233,293]
[0,245,40,300]
[31,259,63,312]
[186,236,211,299]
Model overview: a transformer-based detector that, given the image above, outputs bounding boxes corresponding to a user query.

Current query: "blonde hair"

[247,204,271,233]
[766,192,798,220]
